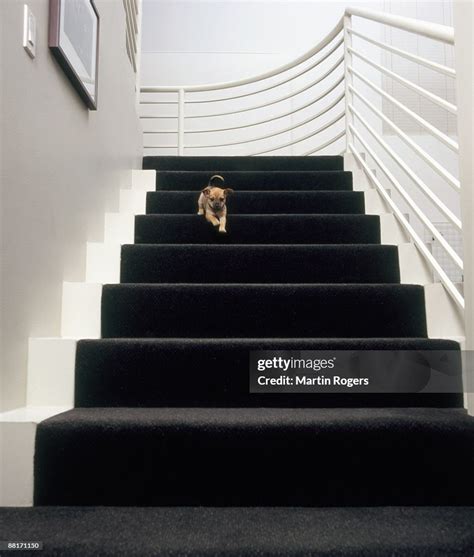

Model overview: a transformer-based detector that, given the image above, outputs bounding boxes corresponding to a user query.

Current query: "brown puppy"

[198,175,234,233]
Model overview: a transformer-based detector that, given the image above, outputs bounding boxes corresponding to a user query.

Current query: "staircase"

[1,155,473,555]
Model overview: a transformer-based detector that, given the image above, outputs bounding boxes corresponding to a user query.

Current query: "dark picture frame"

[49,0,100,110]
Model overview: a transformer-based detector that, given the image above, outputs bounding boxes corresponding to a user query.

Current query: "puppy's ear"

[201,186,212,197]
[224,188,234,196]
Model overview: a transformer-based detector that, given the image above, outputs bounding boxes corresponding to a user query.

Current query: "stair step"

[34,407,474,506]
[121,244,400,283]
[135,215,381,244]
[144,155,344,171]
[75,338,463,408]
[3,506,473,556]
[154,170,352,191]
[146,191,365,214]
[101,284,427,338]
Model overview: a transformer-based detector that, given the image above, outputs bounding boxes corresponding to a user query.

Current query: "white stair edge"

[0,406,72,507]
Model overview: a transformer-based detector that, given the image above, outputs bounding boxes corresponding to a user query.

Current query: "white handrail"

[348,67,459,152]
[349,124,462,269]
[348,28,456,78]
[349,145,464,308]
[345,6,454,44]
[186,37,344,104]
[348,103,462,236]
[349,85,461,193]
[141,18,344,93]
[348,47,458,115]
[140,5,464,315]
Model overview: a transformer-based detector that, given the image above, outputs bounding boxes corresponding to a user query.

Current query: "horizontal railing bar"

[349,125,462,269]
[175,94,344,148]
[185,38,344,104]
[249,111,345,155]
[187,88,344,133]
[143,145,177,148]
[302,130,346,155]
[185,63,344,120]
[140,101,178,105]
[141,116,178,120]
[350,85,461,193]
[141,87,344,135]
[349,47,457,115]
[349,144,463,308]
[141,19,344,93]
[348,28,456,78]
[349,103,461,232]
[143,130,177,134]
[345,6,455,44]
[348,67,459,152]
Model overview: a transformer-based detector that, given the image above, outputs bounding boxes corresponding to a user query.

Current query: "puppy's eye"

[219,197,224,201]
[210,197,215,201]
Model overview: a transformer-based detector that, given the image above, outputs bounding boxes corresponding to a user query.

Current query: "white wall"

[0,0,142,411]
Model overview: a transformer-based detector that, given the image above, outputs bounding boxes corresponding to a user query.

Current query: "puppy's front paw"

[219,227,227,234]
[197,209,204,215]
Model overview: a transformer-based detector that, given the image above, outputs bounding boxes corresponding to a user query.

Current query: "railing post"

[343,13,353,152]
[453,1,474,413]
[178,88,185,156]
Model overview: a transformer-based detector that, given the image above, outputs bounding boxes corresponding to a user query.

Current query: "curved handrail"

[141,18,344,93]
[185,37,344,104]
[140,7,454,95]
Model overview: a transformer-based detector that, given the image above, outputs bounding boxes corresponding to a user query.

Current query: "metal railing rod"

[348,67,459,152]
[185,64,344,120]
[348,103,462,232]
[186,90,344,134]
[141,18,344,93]
[349,47,457,115]
[349,144,463,308]
[302,130,346,155]
[176,94,344,148]
[186,37,344,104]
[143,145,177,148]
[345,7,454,44]
[348,28,456,78]
[249,111,345,156]
[349,125,462,269]
[350,85,461,192]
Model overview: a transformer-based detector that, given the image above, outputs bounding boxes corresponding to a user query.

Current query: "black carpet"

[154,170,353,190]
[75,338,463,408]
[135,214,381,244]
[3,506,473,557]
[34,407,474,506]
[144,155,344,171]
[101,284,427,338]
[121,244,400,283]
[147,190,365,214]
[21,155,473,553]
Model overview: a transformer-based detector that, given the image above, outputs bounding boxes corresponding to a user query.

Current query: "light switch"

[23,4,36,59]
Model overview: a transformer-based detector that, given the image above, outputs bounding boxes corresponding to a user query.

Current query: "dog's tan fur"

[197,175,234,233]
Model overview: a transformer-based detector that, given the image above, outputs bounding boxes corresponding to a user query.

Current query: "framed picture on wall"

[49,0,100,110]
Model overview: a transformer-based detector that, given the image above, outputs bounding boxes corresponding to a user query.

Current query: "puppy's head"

[202,175,233,211]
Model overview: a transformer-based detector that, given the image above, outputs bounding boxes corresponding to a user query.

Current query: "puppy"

[198,175,234,233]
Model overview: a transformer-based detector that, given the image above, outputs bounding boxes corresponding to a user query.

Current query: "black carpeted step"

[2,506,474,557]
[135,215,381,244]
[34,407,474,506]
[146,191,365,214]
[121,245,400,284]
[75,338,463,408]
[101,284,427,338]
[154,170,352,191]
[144,155,344,172]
